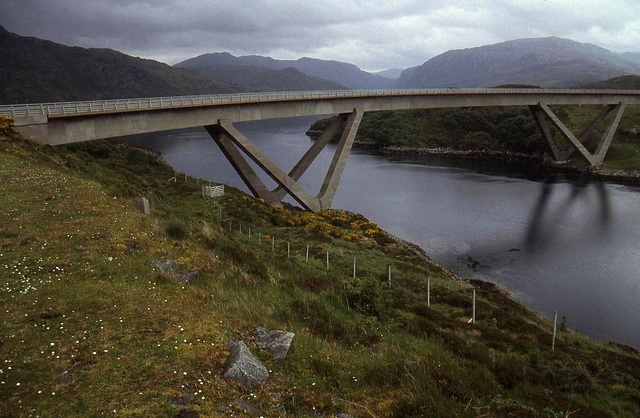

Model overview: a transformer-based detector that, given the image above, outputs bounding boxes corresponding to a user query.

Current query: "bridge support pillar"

[205,108,362,211]
[531,103,626,167]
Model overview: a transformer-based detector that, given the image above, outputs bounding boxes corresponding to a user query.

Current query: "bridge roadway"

[2,88,639,211]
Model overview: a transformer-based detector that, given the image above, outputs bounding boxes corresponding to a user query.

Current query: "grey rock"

[234,398,260,415]
[223,341,268,389]
[56,371,73,386]
[168,394,193,405]
[255,325,295,363]
[337,414,353,418]
[176,411,199,418]
[273,404,287,415]
[136,197,150,215]
[151,259,199,283]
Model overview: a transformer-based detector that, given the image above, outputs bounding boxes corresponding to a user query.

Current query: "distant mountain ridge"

[372,68,404,80]
[0,27,238,104]
[176,52,394,90]
[396,37,640,89]
[174,57,346,92]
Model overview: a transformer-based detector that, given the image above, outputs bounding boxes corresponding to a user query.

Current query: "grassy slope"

[1,118,640,416]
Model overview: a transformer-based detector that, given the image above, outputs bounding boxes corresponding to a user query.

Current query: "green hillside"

[0,27,238,104]
[309,96,640,171]
[2,118,640,416]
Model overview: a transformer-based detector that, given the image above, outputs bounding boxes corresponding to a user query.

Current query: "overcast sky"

[1,0,639,72]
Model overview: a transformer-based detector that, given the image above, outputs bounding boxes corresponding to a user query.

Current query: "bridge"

[2,88,639,211]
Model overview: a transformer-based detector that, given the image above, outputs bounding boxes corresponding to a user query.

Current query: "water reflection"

[524,180,612,251]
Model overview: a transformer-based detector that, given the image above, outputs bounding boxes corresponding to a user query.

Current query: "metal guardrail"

[1,88,639,119]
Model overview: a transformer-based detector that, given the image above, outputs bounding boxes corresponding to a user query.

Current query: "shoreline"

[306,129,640,186]
[373,143,640,186]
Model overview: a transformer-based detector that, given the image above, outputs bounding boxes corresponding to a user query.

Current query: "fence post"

[552,311,558,351]
[427,278,431,307]
[388,265,391,288]
[306,245,309,263]
[239,224,242,234]
[287,242,290,258]
[259,232,262,244]
[228,220,232,232]
[472,289,476,325]
[353,257,356,278]
[272,236,275,252]
[326,251,329,269]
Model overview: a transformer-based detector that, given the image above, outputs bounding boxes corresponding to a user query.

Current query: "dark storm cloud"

[1,0,638,71]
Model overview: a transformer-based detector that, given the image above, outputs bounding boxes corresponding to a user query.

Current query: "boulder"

[151,260,199,283]
[223,341,268,389]
[234,399,260,415]
[136,197,150,215]
[255,326,295,363]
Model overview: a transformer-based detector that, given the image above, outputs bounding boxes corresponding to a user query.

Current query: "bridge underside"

[530,103,626,166]
[10,90,637,211]
[205,109,363,211]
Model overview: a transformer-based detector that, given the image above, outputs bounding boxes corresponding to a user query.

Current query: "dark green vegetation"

[0,27,237,104]
[395,37,640,88]
[309,79,640,171]
[580,75,640,90]
[2,118,640,416]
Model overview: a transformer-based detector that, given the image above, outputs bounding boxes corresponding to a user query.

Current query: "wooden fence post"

[552,311,558,351]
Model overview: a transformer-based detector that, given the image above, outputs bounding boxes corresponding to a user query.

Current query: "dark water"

[124,117,640,348]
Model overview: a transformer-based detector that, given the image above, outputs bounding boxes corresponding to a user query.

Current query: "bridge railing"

[1,88,639,119]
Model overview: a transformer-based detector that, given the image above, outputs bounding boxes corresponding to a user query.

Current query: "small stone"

[135,197,150,215]
[273,404,287,415]
[176,410,199,418]
[255,326,295,363]
[235,398,260,415]
[151,260,199,283]
[41,310,61,319]
[337,414,354,418]
[168,394,193,406]
[177,270,199,283]
[151,260,178,276]
[223,341,268,389]
[56,372,73,386]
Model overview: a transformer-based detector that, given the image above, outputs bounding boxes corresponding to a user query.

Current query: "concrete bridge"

[2,88,639,211]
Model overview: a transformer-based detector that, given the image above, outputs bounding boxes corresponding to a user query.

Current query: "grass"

[1,118,640,416]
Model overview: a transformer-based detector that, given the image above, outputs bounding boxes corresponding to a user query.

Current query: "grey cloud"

[1,0,638,71]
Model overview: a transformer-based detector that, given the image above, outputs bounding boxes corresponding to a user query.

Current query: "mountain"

[621,52,640,67]
[176,52,394,89]
[174,58,346,92]
[578,74,640,90]
[0,27,238,105]
[396,37,640,89]
[372,68,404,80]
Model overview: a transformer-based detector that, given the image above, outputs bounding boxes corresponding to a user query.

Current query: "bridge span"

[2,88,639,211]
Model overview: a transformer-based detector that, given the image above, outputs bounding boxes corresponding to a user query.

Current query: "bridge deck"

[2,88,639,120]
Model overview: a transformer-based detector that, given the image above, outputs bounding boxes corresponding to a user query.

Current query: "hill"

[2,117,640,416]
[173,60,346,92]
[0,27,238,104]
[176,52,394,89]
[579,74,640,90]
[396,37,640,88]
